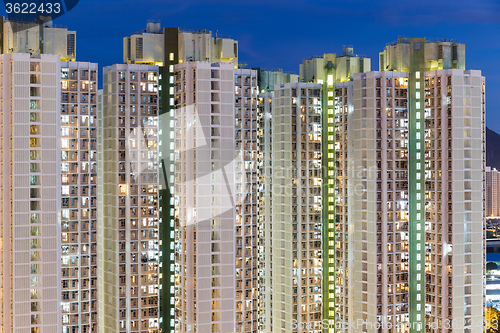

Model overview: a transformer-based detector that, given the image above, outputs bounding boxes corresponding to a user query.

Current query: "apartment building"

[60,61,98,333]
[124,23,238,66]
[174,61,236,333]
[251,68,298,93]
[298,49,371,331]
[336,70,412,331]
[379,37,465,72]
[233,68,259,332]
[124,21,163,65]
[300,47,371,84]
[335,38,485,332]
[1,16,76,61]
[100,64,160,333]
[158,26,240,333]
[486,166,499,217]
[260,82,323,332]
[257,91,272,332]
[0,53,62,332]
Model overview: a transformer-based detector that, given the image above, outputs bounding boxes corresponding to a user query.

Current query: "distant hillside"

[487,127,500,170]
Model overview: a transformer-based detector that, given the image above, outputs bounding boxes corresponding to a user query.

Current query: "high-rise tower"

[299,48,371,332]
[486,166,500,217]
[173,62,259,333]
[173,61,237,333]
[335,37,485,333]
[260,82,323,332]
[0,52,62,333]
[159,26,240,333]
[99,63,160,333]
[124,24,238,66]
[60,61,99,333]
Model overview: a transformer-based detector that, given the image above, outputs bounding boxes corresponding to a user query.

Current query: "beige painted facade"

[486,166,500,217]
[0,52,62,333]
[336,68,485,332]
[260,82,323,332]
[100,64,160,333]
[174,61,237,333]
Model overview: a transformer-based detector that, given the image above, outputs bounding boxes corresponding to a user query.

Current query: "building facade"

[60,61,99,333]
[334,37,485,332]
[251,68,298,93]
[123,21,163,65]
[233,68,259,332]
[124,24,238,67]
[486,166,499,217]
[299,49,371,331]
[379,37,465,73]
[174,61,237,333]
[337,70,412,331]
[260,82,323,332]
[1,16,76,61]
[0,53,62,332]
[256,92,273,333]
[300,48,371,85]
[158,27,240,333]
[99,63,160,333]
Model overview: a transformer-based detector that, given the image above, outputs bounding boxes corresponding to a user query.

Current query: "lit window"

[62,186,69,196]
[327,75,333,86]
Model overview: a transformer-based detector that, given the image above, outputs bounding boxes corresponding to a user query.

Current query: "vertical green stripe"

[158,27,179,333]
[408,38,426,333]
[322,63,336,332]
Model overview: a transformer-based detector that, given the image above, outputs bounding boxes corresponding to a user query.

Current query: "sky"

[6,0,500,131]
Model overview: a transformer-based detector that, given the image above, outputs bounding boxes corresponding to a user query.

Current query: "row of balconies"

[61,210,97,222]
[62,289,97,301]
[62,243,97,256]
[61,79,98,93]
[62,199,97,210]
[60,254,97,267]
[62,277,97,291]
[61,162,97,174]
[61,103,97,116]
[61,300,97,313]
[61,219,95,232]
[61,151,98,163]
[235,76,257,87]
[62,267,97,278]
[61,231,98,244]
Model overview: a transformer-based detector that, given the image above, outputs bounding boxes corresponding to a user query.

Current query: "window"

[30,112,40,122]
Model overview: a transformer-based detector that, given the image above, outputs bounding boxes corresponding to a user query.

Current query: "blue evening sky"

[6,0,500,132]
